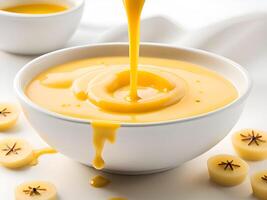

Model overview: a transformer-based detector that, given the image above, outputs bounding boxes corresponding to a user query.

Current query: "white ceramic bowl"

[14,43,251,175]
[0,0,84,55]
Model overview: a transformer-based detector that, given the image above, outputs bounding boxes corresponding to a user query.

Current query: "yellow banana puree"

[26,57,237,123]
[1,4,68,14]
[26,0,238,173]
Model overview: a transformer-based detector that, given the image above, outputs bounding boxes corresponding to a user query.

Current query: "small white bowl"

[0,0,84,55]
[14,43,252,175]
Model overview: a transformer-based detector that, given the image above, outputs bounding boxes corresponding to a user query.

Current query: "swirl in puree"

[26,0,238,173]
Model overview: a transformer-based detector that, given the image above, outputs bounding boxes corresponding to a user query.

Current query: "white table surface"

[1,0,267,199]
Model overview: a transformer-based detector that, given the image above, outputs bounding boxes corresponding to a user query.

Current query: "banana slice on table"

[207,154,249,186]
[0,138,34,168]
[251,170,267,200]
[232,129,267,161]
[0,138,57,169]
[0,103,19,131]
[15,181,57,200]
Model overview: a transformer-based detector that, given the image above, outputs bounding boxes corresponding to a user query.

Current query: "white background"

[1,0,267,199]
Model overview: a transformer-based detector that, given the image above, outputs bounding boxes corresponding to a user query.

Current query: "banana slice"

[0,138,57,169]
[0,138,34,168]
[0,103,19,131]
[207,154,249,186]
[251,170,267,200]
[15,181,57,200]
[232,129,267,161]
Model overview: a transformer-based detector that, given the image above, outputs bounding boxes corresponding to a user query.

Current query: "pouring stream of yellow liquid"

[124,0,145,101]
[91,0,144,192]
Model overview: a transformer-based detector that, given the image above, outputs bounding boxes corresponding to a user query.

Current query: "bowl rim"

[0,0,84,18]
[14,42,252,127]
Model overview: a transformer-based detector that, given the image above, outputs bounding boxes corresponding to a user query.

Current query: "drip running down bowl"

[14,43,251,175]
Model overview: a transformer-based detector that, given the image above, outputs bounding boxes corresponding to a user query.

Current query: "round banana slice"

[15,181,57,200]
[232,129,267,161]
[207,154,249,186]
[0,103,19,131]
[251,170,267,200]
[0,138,34,169]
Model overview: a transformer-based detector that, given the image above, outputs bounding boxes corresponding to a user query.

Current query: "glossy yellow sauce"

[27,57,238,122]
[26,0,238,179]
[1,4,68,14]
[124,0,145,101]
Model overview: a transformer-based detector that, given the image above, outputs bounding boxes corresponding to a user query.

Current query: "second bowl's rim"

[14,42,252,127]
[0,0,85,18]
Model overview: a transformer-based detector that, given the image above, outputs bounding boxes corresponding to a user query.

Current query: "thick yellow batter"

[1,4,68,14]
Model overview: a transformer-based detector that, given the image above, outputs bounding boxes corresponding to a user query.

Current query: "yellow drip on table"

[25,0,238,179]
[1,4,68,14]
[0,138,57,169]
[90,175,110,188]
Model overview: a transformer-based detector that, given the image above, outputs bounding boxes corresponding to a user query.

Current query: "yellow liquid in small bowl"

[1,4,68,14]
